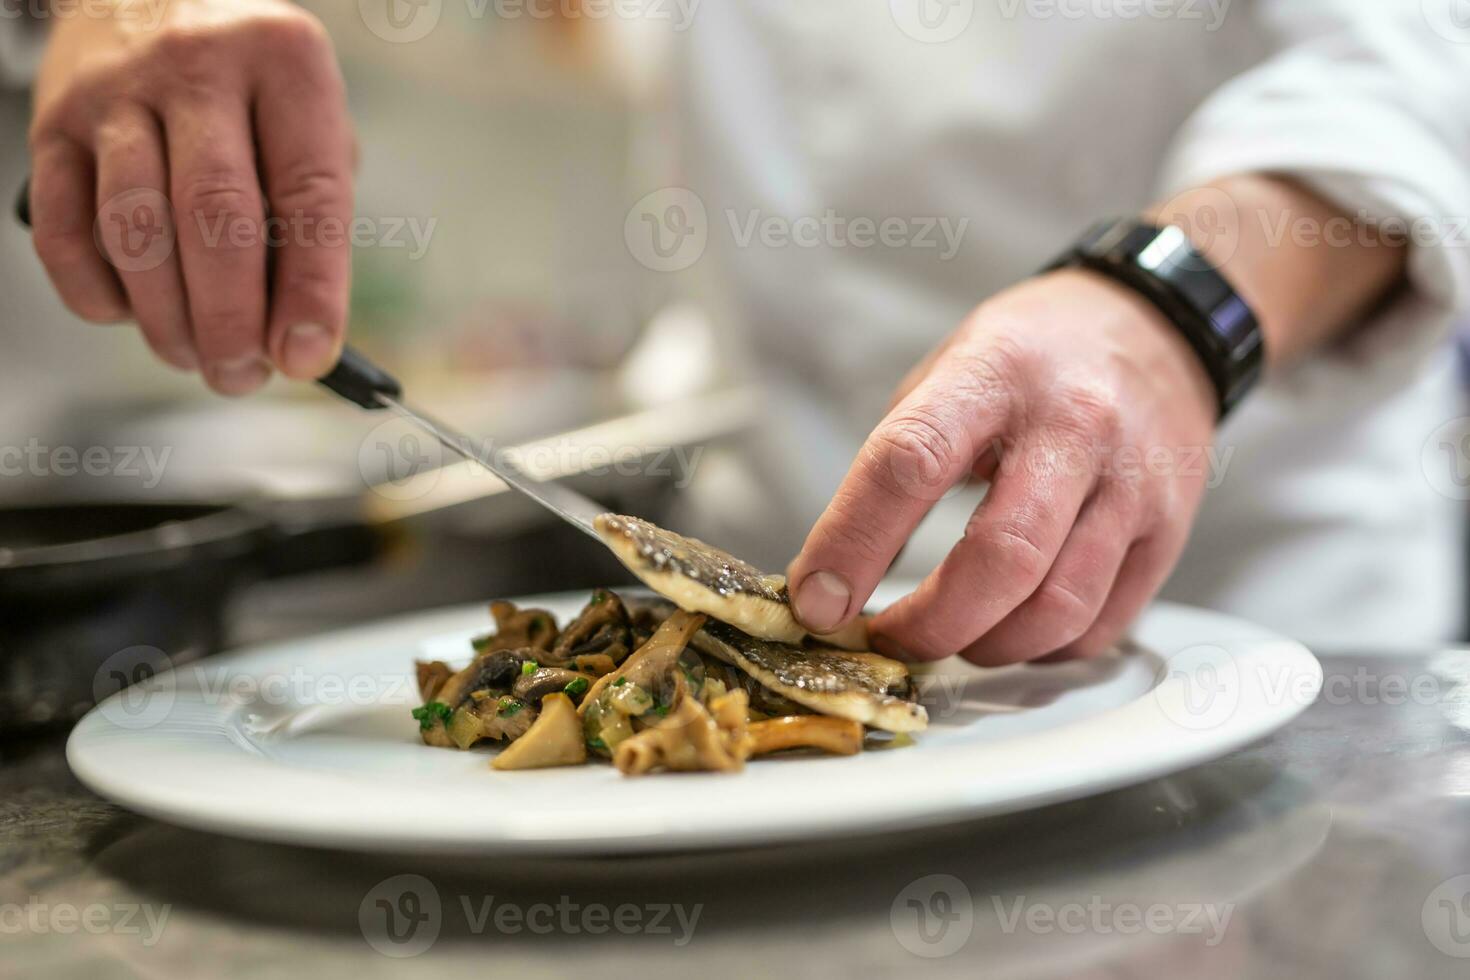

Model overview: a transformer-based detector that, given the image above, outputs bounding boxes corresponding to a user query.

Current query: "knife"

[318,349,607,540]
[15,177,609,543]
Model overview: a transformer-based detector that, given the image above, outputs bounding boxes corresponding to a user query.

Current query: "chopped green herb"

[591,589,609,605]
[521,660,538,676]
[651,703,670,717]
[497,697,525,717]
[470,634,494,653]
[586,736,607,751]
[563,677,590,697]
[613,677,627,687]
[411,701,452,731]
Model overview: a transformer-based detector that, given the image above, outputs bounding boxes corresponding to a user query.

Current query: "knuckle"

[1029,578,1097,644]
[1050,378,1121,441]
[982,518,1050,585]
[865,411,965,500]
[808,510,890,569]
[177,174,262,228]
[267,164,350,216]
[95,119,156,167]
[154,28,232,85]
[254,10,333,55]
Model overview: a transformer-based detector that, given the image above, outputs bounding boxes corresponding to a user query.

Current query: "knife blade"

[319,346,607,542]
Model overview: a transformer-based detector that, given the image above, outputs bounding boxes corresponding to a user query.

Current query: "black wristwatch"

[1047,219,1264,419]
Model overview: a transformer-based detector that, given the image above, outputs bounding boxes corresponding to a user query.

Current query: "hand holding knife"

[15,177,610,542]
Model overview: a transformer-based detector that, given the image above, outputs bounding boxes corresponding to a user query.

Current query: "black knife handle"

[317,345,401,410]
[15,175,401,412]
[15,176,29,228]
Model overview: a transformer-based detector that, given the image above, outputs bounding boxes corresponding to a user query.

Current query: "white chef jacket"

[659,0,1470,651]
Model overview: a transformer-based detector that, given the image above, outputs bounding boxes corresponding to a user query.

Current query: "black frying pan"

[0,497,388,731]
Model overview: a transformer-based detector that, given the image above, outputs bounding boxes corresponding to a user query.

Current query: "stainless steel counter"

[4,652,1470,979]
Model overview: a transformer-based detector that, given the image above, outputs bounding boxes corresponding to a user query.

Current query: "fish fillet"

[691,620,928,733]
[595,514,869,649]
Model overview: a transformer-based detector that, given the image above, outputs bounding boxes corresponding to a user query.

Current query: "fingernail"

[208,355,270,396]
[793,570,852,633]
[283,322,338,378]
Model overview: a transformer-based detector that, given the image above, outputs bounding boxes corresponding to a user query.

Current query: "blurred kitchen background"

[0,4,759,729]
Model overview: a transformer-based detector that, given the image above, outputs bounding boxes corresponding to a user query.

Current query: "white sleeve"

[0,9,46,89]
[1157,0,1470,377]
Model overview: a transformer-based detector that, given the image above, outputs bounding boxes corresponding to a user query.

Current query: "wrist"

[1148,175,1408,366]
[1046,219,1263,419]
[1049,268,1218,428]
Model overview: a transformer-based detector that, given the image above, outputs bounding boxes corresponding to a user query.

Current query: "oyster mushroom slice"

[492,693,587,771]
[691,621,928,734]
[595,514,810,644]
[513,667,595,705]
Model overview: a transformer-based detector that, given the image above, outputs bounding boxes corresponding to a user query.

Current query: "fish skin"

[596,514,805,644]
[692,620,928,734]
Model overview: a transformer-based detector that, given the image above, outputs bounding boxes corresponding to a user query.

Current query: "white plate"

[68,586,1321,855]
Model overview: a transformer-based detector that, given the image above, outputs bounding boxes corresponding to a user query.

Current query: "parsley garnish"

[613,677,627,687]
[563,677,590,697]
[587,736,607,751]
[498,697,525,717]
[411,701,452,731]
[521,660,538,676]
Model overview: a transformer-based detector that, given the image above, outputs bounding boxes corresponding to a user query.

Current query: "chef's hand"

[787,176,1409,665]
[27,0,354,394]
[788,268,1216,665]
